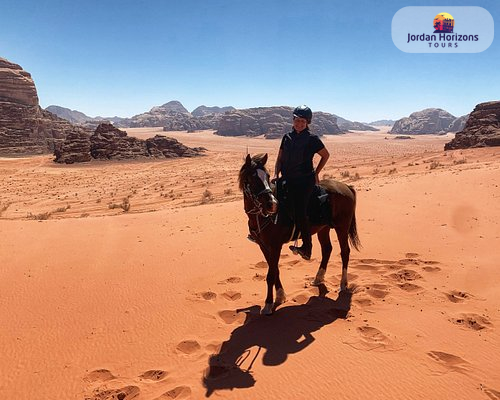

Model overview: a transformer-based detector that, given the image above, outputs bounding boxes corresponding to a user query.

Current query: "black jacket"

[279,128,325,181]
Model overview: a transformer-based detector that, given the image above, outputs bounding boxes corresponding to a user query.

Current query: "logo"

[433,13,454,33]
[392,7,494,53]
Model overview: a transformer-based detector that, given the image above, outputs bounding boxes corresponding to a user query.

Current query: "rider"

[272,105,330,260]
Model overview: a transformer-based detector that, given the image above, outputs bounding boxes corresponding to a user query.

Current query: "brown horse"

[239,153,360,315]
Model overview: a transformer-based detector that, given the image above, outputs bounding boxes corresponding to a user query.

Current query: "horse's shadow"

[203,286,352,397]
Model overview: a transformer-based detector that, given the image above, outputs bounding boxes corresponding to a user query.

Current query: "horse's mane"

[238,153,269,191]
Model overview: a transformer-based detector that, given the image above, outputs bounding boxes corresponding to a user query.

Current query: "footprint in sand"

[84,368,116,383]
[483,386,500,400]
[252,273,266,281]
[427,351,471,374]
[398,258,421,266]
[284,259,301,267]
[199,291,217,301]
[359,258,399,266]
[397,282,424,292]
[405,252,420,258]
[450,313,492,331]
[354,298,374,307]
[176,340,201,355]
[387,269,423,283]
[153,386,192,399]
[363,283,390,299]
[254,261,268,269]
[291,292,310,305]
[445,290,474,303]
[218,276,242,284]
[221,291,242,301]
[422,265,442,273]
[88,385,140,400]
[139,370,168,381]
[350,263,381,272]
[344,325,402,351]
[217,310,246,324]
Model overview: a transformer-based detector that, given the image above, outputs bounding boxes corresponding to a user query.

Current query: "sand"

[0,128,499,400]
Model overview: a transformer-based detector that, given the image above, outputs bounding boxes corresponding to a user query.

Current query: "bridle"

[243,184,274,217]
[243,168,278,235]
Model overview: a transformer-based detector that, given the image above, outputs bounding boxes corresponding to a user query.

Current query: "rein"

[243,184,278,236]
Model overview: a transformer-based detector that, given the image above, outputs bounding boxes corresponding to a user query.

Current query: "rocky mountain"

[444,101,500,150]
[390,108,457,135]
[54,122,205,163]
[215,106,343,138]
[129,101,190,128]
[368,119,395,127]
[45,105,93,124]
[0,57,91,155]
[192,105,235,117]
[333,115,378,131]
[447,114,468,133]
[46,105,131,128]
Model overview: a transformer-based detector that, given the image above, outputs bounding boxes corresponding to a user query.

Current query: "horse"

[238,153,361,315]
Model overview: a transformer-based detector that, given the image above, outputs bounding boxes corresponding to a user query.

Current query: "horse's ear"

[245,154,252,166]
[262,153,268,166]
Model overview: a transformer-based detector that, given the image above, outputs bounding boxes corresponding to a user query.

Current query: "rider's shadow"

[203,286,352,397]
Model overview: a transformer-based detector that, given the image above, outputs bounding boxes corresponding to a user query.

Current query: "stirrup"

[289,245,311,261]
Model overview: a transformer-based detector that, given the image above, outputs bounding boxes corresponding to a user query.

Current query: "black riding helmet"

[293,105,312,124]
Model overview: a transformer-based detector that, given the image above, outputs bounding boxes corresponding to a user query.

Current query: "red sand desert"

[0,128,499,400]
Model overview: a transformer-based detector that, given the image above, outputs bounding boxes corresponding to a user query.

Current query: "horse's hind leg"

[312,226,332,286]
[335,227,351,292]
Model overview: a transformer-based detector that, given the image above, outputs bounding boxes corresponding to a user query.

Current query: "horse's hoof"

[312,269,326,286]
[261,303,274,315]
[274,289,286,307]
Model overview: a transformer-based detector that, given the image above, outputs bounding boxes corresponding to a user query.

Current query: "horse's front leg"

[261,245,281,315]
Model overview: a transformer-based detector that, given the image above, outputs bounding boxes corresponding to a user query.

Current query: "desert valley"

[1,55,500,400]
[1,127,500,400]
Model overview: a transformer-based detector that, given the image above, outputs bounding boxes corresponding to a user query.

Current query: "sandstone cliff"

[0,57,90,155]
[444,101,500,150]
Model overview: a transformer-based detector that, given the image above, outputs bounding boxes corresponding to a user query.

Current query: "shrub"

[429,160,442,170]
[201,189,214,204]
[453,158,467,165]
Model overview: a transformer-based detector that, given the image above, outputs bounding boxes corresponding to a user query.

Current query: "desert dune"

[0,129,499,400]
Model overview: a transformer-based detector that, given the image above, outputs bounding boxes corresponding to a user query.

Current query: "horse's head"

[238,153,278,216]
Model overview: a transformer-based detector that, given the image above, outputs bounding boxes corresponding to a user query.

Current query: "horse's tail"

[348,185,362,251]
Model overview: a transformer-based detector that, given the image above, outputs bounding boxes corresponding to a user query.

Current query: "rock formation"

[447,114,468,133]
[390,108,456,135]
[130,101,190,127]
[215,106,343,138]
[45,105,93,125]
[368,119,395,127]
[444,101,500,150]
[333,115,378,131]
[54,123,205,163]
[191,105,235,117]
[0,57,90,155]
[46,105,131,128]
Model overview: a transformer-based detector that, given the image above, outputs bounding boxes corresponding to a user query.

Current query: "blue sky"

[1,0,498,122]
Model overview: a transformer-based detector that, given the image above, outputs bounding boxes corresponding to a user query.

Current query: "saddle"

[274,179,332,231]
